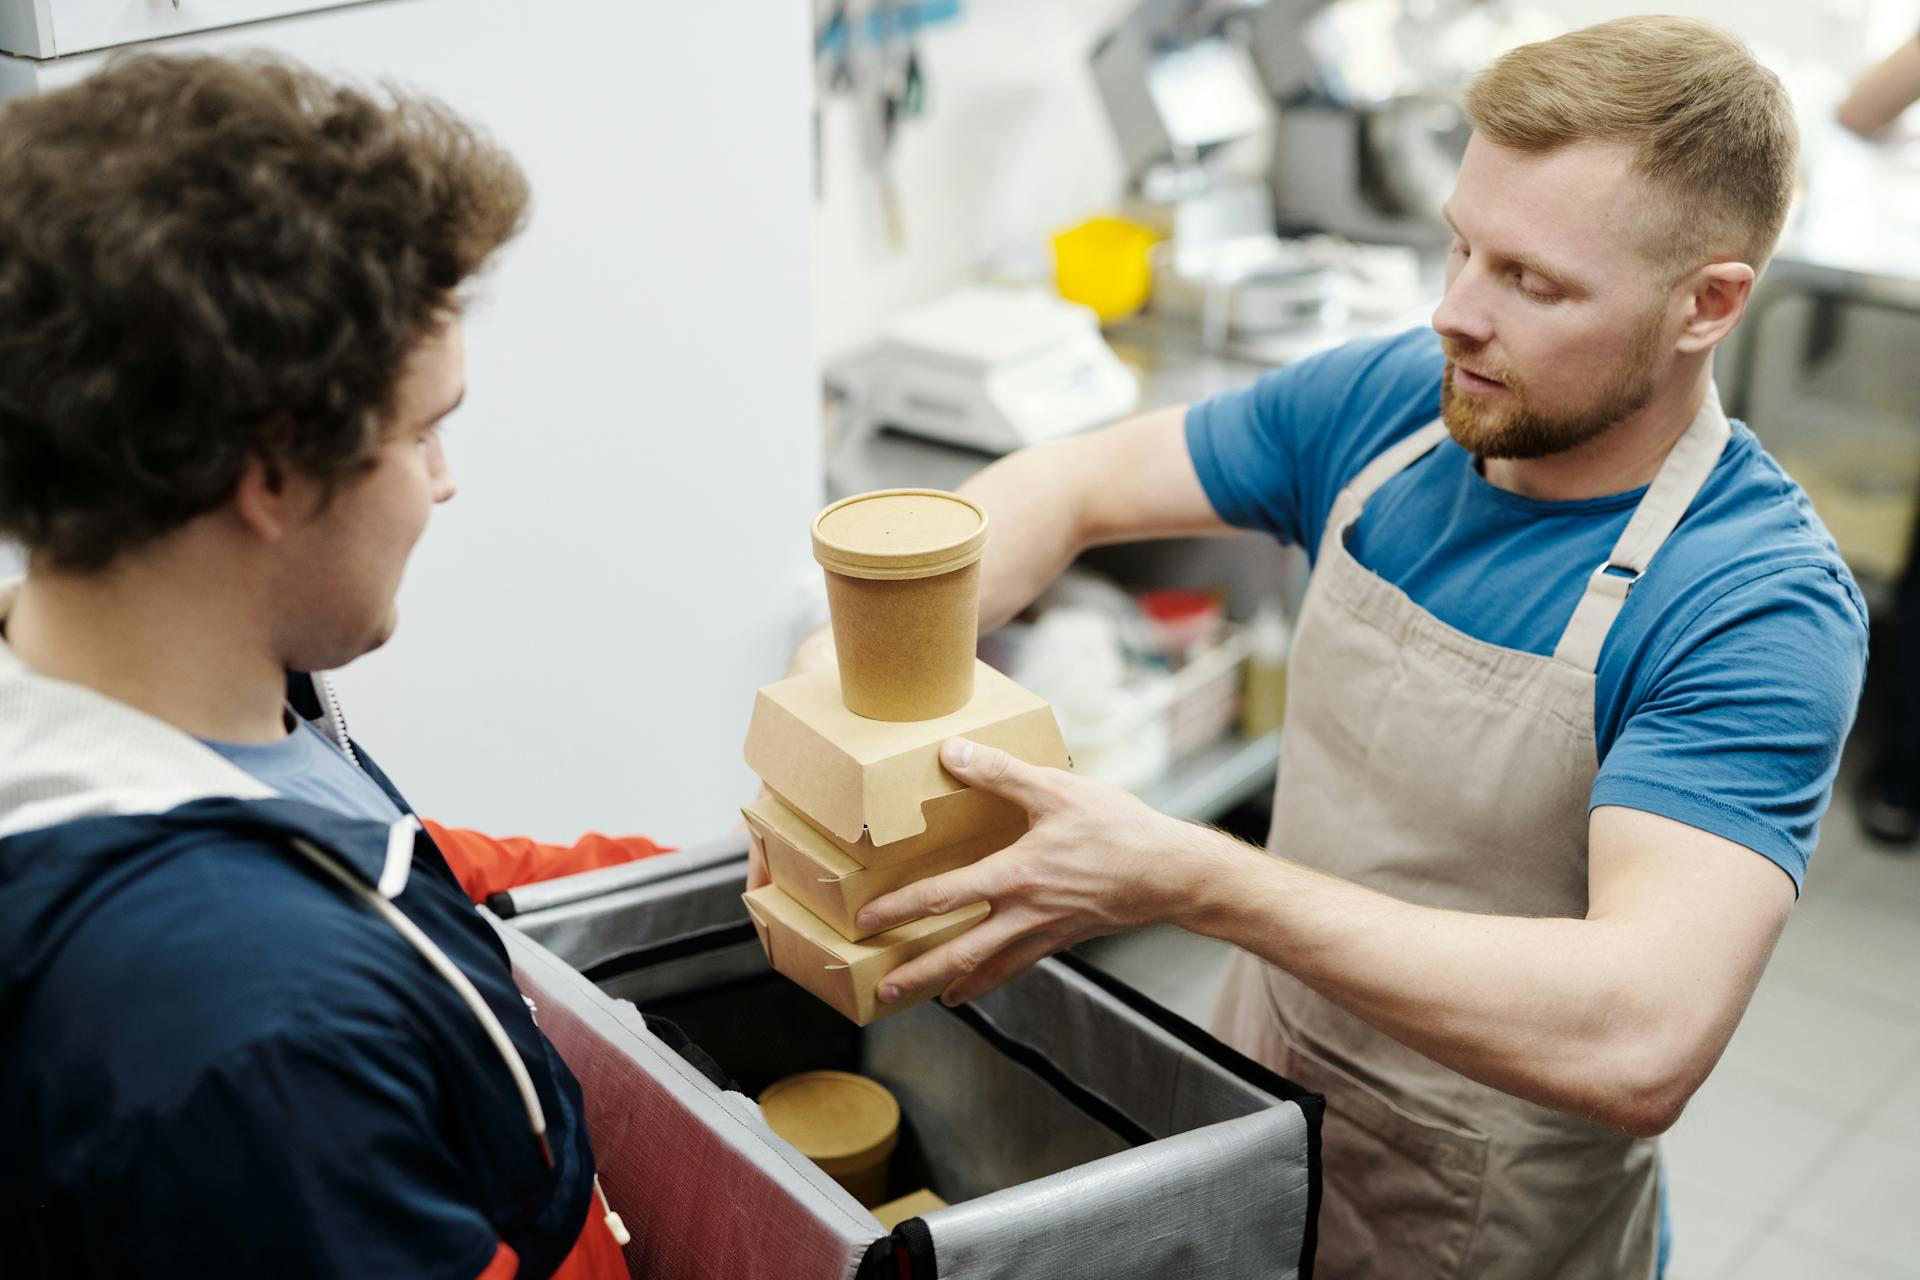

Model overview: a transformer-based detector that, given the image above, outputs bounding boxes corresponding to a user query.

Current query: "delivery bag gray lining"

[503,856,1320,1278]
[911,1109,1312,1280]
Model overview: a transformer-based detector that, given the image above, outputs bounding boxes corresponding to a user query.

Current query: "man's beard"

[1441,320,1664,461]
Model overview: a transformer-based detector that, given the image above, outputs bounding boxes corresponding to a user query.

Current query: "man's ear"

[1676,261,1756,355]
[231,447,297,543]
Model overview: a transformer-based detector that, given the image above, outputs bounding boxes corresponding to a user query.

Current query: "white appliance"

[866,287,1141,455]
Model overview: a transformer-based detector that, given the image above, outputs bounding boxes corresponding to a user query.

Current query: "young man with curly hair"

[0,55,633,1278]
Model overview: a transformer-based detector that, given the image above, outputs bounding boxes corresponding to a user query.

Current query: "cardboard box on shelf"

[745,793,1023,942]
[743,884,988,1026]
[743,660,1071,850]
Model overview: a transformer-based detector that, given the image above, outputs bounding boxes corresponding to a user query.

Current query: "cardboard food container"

[813,489,988,722]
[757,1070,902,1208]
[745,793,1023,942]
[765,781,1025,871]
[743,660,1071,851]
[872,1188,948,1230]
[744,884,989,1026]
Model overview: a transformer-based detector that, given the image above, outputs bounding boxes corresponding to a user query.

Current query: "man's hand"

[787,624,837,678]
[860,737,1257,1007]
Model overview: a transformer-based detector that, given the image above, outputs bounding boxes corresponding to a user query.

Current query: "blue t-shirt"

[1186,327,1868,889]
[204,714,406,827]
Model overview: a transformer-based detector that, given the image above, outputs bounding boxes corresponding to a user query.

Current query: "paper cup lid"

[758,1070,901,1174]
[812,489,988,581]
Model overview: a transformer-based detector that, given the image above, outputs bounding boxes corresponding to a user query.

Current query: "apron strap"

[1343,420,1452,510]
[1552,385,1733,672]
[1314,420,1449,564]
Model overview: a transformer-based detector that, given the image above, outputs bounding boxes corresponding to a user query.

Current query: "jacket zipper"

[315,672,361,769]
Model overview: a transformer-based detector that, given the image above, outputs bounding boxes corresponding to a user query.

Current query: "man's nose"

[1432,267,1495,349]
[427,436,457,504]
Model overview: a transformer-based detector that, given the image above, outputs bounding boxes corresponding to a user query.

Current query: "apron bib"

[1214,390,1731,1279]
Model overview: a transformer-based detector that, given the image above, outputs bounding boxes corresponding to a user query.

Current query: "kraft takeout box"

[745,793,1024,942]
[873,1188,949,1231]
[766,782,1026,871]
[743,660,1071,851]
[744,884,989,1026]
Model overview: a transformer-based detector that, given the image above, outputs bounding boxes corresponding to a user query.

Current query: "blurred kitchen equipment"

[1153,231,1424,350]
[860,286,1141,454]
[1253,0,1559,243]
[1091,0,1279,257]
[1095,0,1553,248]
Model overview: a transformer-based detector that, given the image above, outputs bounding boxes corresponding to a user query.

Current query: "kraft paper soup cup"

[812,489,988,721]
[758,1070,902,1207]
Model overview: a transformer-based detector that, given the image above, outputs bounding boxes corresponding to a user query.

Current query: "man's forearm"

[958,405,1213,634]
[1839,37,1920,136]
[1181,828,1705,1136]
[957,444,1095,634]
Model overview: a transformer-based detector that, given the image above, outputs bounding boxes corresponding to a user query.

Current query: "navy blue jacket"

[0,667,599,1278]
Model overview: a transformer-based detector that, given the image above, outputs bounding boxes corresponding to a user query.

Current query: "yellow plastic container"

[1051,216,1161,324]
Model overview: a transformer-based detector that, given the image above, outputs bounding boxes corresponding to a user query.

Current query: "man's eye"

[1516,276,1560,303]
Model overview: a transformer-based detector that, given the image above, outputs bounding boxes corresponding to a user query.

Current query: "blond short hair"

[1463,16,1797,274]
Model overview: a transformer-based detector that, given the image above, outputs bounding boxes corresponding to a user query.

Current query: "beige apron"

[1213,390,1731,1279]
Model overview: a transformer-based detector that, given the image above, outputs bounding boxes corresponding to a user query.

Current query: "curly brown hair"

[0,53,530,571]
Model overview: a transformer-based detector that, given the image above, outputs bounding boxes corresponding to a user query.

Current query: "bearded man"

[775,17,1869,1279]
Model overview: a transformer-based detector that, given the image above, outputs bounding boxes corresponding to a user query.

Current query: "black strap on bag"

[637,1010,740,1093]
[856,1216,936,1280]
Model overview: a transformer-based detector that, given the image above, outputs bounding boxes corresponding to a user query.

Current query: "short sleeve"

[65,1023,503,1279]
[1591,564,1868,890]
[1183,327,1445,555]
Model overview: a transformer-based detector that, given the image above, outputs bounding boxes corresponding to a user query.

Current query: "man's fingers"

[939,931,1063,1007]
[940,738,1059,815]
[745,829,770,891]
[876,908,1035,1004]
[857,861,991,934]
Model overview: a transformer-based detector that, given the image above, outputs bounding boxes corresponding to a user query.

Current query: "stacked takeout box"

[741,489,1071,1025]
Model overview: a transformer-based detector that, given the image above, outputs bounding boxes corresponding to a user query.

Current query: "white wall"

[21,0,820,845]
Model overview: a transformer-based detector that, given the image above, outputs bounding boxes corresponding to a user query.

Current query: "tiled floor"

[1076,751,1920,1278]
